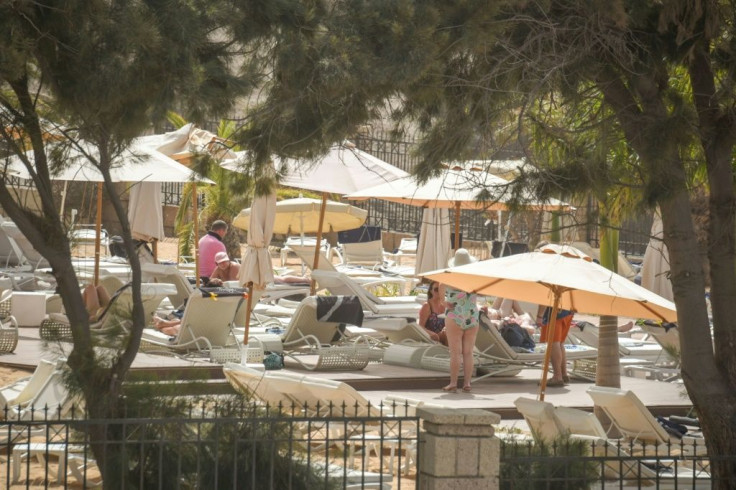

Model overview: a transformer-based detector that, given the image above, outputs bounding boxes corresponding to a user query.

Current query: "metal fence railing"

[1,400,419,489]
[500,437,719,489]
[2,401,729,488]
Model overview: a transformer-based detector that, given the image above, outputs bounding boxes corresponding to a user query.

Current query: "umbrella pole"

[454,201,461,253]
[310,192,328,295]
[193,183,200,287]
[93,182,103,286]
[152,239,158,264]
[243,281,253,347]
[538,290,561,401]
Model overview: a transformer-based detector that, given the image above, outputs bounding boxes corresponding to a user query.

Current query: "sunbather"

[207,252,241,287]
[82,284,111,321]
[152,315,181,336]
[418,281,448,345]
[489,297,536,336]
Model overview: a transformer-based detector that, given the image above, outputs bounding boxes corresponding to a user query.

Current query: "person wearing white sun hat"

[207,251,241,287]
[442,248,480,393]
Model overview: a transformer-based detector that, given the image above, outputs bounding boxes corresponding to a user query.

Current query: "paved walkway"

[1,325,691,420]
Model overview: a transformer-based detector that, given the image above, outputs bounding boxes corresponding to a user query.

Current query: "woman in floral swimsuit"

[442,249,481,393]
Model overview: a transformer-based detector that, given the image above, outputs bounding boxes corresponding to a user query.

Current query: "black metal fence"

[500,437,718,489]
[2,402,730,489]
[2,400,418,489]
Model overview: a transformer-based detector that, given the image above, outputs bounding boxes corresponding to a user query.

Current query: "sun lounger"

[553,406,610,439]
[246,296,372,371]
[3,361,75,422]
[140,288,246,359]
[475,313,598,379]
[11,442,100,487]
[0,358,58,415]
[311,270,420,318]
[513,397,566,443]
[0,216,24,268]
[291,244,413,287]
[587,386,706,455]
[0,220,50,271]
[570,434,711,489]
[567,321,667,364]
[40,282,176,341]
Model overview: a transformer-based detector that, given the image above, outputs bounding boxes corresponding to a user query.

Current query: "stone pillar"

[416,407,501,490]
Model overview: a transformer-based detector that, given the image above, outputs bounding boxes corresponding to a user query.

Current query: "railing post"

[416,407,501,489]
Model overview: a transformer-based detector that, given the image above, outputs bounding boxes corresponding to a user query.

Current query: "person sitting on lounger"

[82,284,111,321]
[207,252,241,287]
[418,280,448,345]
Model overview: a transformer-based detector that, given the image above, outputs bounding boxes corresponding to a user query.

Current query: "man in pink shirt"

[198,220,228,284]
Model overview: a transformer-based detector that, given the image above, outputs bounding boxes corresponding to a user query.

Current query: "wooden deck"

[1,326,692,420]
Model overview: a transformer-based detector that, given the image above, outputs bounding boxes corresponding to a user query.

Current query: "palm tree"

[169,115,253,260]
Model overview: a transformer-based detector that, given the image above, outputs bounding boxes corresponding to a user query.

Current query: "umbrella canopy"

[138,123,238,165]
[6,138,214,184]
[640,209,673,301]
[347,165,566,211]
[238,191,277,346]
[347,164,570,254]
[423,245,677,323]
[415,208,452,274]
[277,142,409,194]
[5,138,212,283]
[423,243,677,400]
[239,193,277,289]
[233,197,368,235]
[128,182,165,241]
[226,142,406,293]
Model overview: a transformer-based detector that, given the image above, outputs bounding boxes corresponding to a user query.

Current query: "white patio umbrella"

[422,243,677,400]
[128,182,165,242]
[6,139,213,283]
[640,209,673,301]
[347,164,570,258]
[227,143,407,293]
[415,208,452,274]
[238,191,277,345]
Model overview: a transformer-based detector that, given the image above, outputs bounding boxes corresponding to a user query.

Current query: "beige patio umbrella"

[347,164,570,267]
[415,208,452,274]
[128,181,165,243]
[238,191,277,345]
[234,196,368,236]
[640,209,673,301]
[422,243,677,400]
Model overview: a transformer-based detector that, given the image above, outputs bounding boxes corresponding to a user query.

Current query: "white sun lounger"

[587,386,706,455]
[570,434,711,489]
[475,313,598,379]
[311,270,420,318]
[141,289,246,358]
[246,296,371,371]
[40,282,175,341]
[567,321,666,364]
[0,220,50,271]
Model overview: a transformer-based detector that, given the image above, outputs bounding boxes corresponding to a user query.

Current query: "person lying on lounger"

[152,315,181,336]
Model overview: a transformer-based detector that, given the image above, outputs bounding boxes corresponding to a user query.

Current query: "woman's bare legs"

[444,318,463,390]
[82,284,110,320]
[153,316,181,336]
[461,326,479,390]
